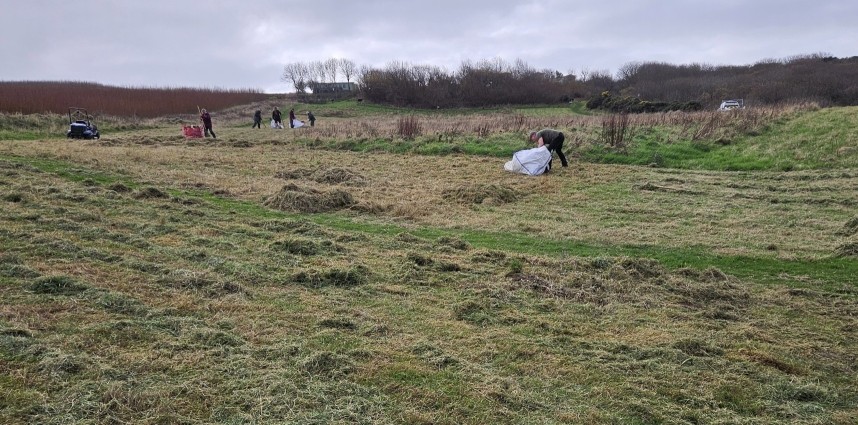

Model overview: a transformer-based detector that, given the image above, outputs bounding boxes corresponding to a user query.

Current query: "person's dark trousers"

[252,120,261,128]
[547,132,568,167]
[205,127,216,138]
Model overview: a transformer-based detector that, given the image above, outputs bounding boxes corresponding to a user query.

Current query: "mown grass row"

[4,153,856,289]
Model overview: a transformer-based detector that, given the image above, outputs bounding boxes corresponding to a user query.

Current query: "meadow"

[1,100,856,424]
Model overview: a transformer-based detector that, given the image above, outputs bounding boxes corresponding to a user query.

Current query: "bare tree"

[324,58,340,82]
[281,62,309,93]
[617,61,643,83]
[307,60,325,84]
[339,58,358,83]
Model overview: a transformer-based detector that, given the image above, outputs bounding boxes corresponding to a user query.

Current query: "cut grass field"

[1,103,857,424]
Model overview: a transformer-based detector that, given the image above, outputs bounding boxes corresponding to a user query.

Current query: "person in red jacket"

[200,108,216,138]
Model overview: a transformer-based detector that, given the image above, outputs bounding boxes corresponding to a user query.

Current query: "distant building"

[308,82,358,94]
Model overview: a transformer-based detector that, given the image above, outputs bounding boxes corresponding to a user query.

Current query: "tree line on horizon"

[284,53,858,110]
[2,53,856,117]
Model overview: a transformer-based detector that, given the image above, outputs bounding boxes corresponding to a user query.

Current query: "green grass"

[263,105,858,172]
[1,104,857,424]
[578,106,858,171]
[723,106,858,169]
[582,139,781,170]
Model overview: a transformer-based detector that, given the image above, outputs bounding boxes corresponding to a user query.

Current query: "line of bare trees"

[357,58,584,108]
[281,58,359,94]
[609,53,858,108]
[285,53,858,109]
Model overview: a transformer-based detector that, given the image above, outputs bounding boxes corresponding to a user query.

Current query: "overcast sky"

[2,0,855,93]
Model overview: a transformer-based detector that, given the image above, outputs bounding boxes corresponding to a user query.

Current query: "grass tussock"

[28,275,88,295]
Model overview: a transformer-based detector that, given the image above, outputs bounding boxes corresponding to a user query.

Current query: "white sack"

[504,146,551,176]
[292,119,305,128]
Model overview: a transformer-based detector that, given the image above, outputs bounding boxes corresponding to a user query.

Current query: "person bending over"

[529,128,567,167]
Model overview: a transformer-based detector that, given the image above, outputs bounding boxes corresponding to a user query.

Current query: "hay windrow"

[311,167,367,186]
[442,184,520,205]
[264,183,355,213]
[837,216,858,237]
[274,168,315,180]
[275,167,367,186]
[834,239,858,258]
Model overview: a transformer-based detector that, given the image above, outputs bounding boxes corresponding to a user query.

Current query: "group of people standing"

[255,107,315,129]
[198,107,317,138]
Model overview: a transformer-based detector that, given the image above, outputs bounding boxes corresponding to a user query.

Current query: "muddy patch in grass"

[264,183,355,213]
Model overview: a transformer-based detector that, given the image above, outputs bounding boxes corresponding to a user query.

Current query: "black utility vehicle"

[66,107,100,139]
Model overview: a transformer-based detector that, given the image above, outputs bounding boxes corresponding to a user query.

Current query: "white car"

[718,100,743,111]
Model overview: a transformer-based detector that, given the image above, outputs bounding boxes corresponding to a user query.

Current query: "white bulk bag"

[504,146,552,176]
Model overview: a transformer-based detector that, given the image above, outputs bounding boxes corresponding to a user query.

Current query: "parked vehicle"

[718,99,744,111]
[66,107,100,139]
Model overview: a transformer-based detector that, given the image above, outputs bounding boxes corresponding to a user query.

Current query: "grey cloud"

[1,0,855,92]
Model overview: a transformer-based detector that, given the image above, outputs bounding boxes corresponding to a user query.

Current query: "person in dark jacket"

[272,107,282,128]
[307,111,316,127]
[289,108,296,128]
[529,128,568,168]
[200,108,216,138]
[252,110,262,128]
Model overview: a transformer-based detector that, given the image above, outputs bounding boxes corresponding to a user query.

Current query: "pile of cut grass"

[264,182,355,213]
